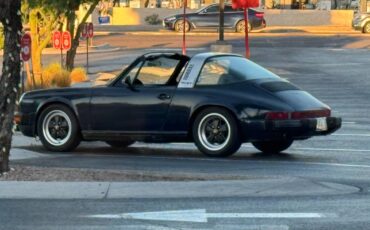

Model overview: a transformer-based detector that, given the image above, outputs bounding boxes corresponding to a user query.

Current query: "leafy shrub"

[0,28,4,50]
[70,67,88,83]
[145,14,162,25]
[53,69,71,87]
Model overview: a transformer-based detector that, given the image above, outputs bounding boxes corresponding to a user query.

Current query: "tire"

[37,104,81,152]
[363,22,370,33]
[174,20,190,32]
[192,107,241,157]
[106,140,135,149]
[252,140,293,154]
[236,20,251,33]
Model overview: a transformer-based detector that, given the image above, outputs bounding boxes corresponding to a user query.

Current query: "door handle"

[158,93,171,100]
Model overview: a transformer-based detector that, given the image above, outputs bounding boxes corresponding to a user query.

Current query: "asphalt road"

[3,33,370,229]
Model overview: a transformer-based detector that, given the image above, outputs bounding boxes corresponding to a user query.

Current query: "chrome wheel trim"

[42,110,72,146]
[198,113,231,151]
[365,23,370,33]
[237,21,251,33]
[176,21,189,32]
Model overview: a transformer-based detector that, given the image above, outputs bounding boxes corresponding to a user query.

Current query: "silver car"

[352,12,370,33]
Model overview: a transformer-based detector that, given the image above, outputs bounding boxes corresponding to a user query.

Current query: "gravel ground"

[0,164,253,182]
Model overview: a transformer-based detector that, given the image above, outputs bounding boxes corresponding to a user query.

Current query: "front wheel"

[252,140,293,153]
[174,20,190,32]
[236,20,251,33]
[37,104,81,152]
[363,22,370,33]
[193,108,241,157]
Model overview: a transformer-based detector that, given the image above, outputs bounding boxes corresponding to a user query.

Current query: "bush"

[145,14,162,25]
[0,28,4,50]
[70,67,88,83]
[36,63,71,89]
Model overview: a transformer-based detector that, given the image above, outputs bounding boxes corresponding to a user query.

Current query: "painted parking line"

[85,209,329,223]
[332,133,370,137]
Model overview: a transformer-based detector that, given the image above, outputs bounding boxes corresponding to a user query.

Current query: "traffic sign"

[62,31,71,51]
[81,24,88,38]
[21,33,31,61]
[53,31,61,50]
[87,23,94,38]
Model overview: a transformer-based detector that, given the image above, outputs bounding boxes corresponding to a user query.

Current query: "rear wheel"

[193,107,241,157]
[236,20,251,33]
[37,104,81,152]
[252,140,293,153]
[106,141,135,149]
[363,22,370,33]
[174,20,190,32]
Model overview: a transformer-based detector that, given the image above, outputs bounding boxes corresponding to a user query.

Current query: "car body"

[19,52,341,157]
[163,4,266,32]
[352,12,370,33]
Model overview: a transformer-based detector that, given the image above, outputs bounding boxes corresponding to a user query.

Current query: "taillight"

[265,112,290,120]
[265,110,331,120]
[291,110,331,119]
[255,12,264,18]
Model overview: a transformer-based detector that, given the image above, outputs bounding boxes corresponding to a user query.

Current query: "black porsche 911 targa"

[19,52,341,157]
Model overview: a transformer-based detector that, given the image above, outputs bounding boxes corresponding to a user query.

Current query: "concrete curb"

[0,178,358,199]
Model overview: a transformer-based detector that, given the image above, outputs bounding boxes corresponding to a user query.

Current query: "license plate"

[316,117,328,131]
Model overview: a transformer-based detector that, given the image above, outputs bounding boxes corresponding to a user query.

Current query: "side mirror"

[124,76,133,89]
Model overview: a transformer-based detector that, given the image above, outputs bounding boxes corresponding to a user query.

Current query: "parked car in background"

[18,52,341,157]
[163,4,266,32]
[352,12,370,33]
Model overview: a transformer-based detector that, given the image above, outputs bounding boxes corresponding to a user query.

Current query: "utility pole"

[219,0,225,42]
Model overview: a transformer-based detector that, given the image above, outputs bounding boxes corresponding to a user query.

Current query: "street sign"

[87,23,94,38]
[53,31,61,50]
[81,24,88,38]
[62,31,71,51]
[232,0,259,8]
[21,33,31,62]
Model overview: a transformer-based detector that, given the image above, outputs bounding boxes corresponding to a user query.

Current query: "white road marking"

[332,133,370,137]
[295,147,370,152]
[342,121,357,124]
[85,209,328,223]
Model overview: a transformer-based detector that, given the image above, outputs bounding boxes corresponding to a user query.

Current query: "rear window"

[196,56,279,86]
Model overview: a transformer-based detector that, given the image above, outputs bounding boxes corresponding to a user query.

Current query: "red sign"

[21,33,32,61]
[232,0,259,9]
[87,23,94,38]
[53,31,62,50]
[81,24,88,38]
[62,31,72,51]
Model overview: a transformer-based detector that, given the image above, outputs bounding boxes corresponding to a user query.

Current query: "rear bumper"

[241,117,342,141]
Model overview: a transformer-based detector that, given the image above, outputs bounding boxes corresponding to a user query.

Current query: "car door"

[90,56,180,133]
[192,5,220,28]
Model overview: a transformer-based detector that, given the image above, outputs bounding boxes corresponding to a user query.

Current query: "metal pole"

[87,37,89,74]
[219,0,225,41]
[182,0,187,55]
[244,8,250,58]
[60,47,63,68]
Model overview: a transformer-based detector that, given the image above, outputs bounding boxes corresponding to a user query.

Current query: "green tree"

[65,0,100,70]
[0,0,23,173]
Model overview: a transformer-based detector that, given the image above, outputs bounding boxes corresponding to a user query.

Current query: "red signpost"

[21,33,31,62]
[182,0,187,55]
[21,33,32,92]
[82,23,94,73]
[62,31,71,51]
[232,0,259,58]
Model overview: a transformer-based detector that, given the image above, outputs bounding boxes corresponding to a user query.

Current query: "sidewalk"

[0,178,358,199]
[94,25,359,36]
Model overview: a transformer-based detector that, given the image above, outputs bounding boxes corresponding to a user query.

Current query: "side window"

[205,5,219,13]
[224,5,235,12]
[197,59,230,85]
[135,57,180,86]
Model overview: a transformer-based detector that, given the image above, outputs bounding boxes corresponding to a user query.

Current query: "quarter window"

[197,56,280,86]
